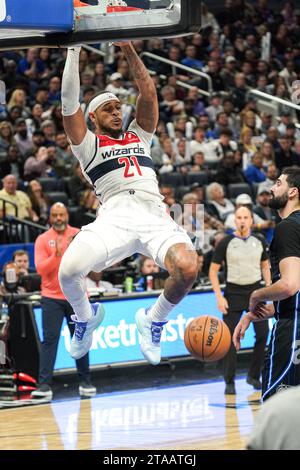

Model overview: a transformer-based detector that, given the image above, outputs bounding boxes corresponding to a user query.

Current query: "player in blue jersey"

[234,167,300,400]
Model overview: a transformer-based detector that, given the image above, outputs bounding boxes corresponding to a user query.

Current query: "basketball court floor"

[0,360,261,450]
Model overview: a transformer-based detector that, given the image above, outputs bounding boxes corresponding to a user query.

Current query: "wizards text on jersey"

[85,131,154,184]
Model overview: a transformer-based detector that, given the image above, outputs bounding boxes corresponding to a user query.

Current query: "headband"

[88,92,120,114]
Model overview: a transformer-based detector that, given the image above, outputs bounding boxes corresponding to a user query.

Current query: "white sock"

[73,303,93,323]
[148,292,176,323]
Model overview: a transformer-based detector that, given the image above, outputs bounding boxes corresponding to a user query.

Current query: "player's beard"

[100,123,123,139]
[268,191,289,210]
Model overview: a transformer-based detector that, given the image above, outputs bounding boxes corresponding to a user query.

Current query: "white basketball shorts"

[80,191,194,270]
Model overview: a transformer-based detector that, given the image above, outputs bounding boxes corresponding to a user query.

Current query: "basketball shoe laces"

[151,322,166,345]
[71,316,87,341]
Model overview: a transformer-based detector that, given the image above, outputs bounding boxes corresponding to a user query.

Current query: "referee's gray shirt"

[212,233,269,286]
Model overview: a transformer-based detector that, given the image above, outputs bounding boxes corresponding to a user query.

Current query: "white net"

[107,0,128,6]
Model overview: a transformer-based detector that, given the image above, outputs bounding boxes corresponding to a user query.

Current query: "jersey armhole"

[128,119,154,141]
[84,135,98,172]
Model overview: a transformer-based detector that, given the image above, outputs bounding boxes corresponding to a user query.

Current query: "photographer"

[12,249,31,276]
[0,262,27,296]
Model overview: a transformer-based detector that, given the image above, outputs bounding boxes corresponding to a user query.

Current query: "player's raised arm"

[115,41,159,133]
[61,46,87,145]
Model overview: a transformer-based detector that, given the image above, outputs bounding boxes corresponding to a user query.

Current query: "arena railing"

[81,44,106,58]
[150,71,208,99]
[140,51,213,97]
[81,44,212,98]
[0,197,18,219]
[249,89,300,130]
[1,216,47,244]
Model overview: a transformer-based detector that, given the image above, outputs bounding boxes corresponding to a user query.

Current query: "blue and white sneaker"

[135,307,167,365]
[70,303,105,360]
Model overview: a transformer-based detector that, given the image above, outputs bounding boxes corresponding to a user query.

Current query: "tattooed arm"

[115,42,159,133]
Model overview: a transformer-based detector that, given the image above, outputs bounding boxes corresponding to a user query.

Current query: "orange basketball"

[184,315,231,362]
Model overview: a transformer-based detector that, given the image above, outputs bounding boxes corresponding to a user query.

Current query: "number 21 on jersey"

[118,156,143,178]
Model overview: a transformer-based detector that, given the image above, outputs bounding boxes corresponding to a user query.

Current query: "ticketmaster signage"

[33,291,270,370]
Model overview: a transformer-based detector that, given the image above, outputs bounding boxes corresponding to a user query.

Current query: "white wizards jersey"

[71,119,163,203]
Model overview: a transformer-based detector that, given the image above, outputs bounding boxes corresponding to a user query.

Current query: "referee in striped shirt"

[209,205,271,395]
[234,167,300,401]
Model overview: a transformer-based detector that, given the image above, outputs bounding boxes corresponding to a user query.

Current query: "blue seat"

[186,171,208,186]
[160,172,185,187]
[46,191,69,206]
[227,183,253,201]
[38,177,59,192]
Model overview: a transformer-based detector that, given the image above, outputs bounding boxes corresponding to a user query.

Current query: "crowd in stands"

[0,0,300,290]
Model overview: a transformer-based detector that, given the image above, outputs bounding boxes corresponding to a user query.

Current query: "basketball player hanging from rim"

[59,42,198,364]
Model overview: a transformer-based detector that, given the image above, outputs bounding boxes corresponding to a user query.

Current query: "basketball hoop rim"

[107,6,143,12]
[0,0,201,50]
[74,1,143,13]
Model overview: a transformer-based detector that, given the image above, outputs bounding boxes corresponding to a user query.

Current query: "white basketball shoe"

[70,303,105,360]
[135,307,167,365]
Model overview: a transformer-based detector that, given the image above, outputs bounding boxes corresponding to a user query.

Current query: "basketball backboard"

[0,0,201,50]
